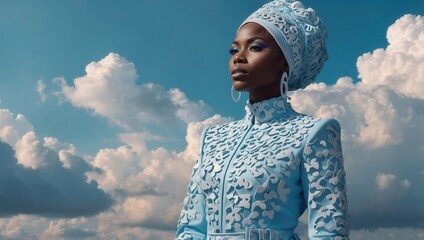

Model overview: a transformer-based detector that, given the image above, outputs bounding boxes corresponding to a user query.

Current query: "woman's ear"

[280,56,289,73]
[280,64,289,74]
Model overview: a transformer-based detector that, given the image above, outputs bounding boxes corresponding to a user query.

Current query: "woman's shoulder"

[287,112,340,129]
[276,113,341,141]
[308,116,341,132]
[295,115,342,143]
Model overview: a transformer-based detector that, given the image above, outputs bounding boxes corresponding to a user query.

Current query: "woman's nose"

[233,52,247,64]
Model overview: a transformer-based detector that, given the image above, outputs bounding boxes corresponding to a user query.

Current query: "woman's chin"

[232,82,249,91]
[233,86,248,92]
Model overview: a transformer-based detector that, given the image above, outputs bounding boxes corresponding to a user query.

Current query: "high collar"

[244,96,295,124]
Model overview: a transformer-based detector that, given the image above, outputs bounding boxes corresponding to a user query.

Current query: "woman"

[176,0,349,239]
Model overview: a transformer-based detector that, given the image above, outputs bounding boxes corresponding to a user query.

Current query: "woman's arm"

[175,128,209,240]
[301,119,349,239]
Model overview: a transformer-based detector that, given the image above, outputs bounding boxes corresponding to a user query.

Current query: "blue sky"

[0,1,424,239]
[1,0,422,154]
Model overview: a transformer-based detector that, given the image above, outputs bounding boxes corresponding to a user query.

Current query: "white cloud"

[291,78,407,148]
[357,14,424,99]
[43,136,76,155]
[375,173,397,191]
[37,80,48,102]
[0,109,33,146]
[55,53,211,131]
[169,88,210,124]
[14,131,46,169]
[43,137,82,169]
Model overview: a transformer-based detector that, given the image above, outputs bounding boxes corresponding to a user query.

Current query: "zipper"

[220,120,254,233]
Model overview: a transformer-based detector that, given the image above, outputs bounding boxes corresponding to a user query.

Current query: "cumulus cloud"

[43,136,76,155]
[291,14,424,230]
[0,140,113,218]
[0,109,33,146]
[357,14,424,99]
[0,110,113,218]
[86,114,230,235]
[14,131,49,169]
[54,53,211,131]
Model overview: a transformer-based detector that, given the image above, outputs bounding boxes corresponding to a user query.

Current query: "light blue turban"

[239,0,328,91]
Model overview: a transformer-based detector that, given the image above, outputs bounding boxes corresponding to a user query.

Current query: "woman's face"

[229,22,288,103]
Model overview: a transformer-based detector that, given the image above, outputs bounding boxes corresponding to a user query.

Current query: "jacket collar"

[244,96,295,124]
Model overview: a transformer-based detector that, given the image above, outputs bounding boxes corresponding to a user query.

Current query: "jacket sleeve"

[301,119,349,239]
[175,127,209,240]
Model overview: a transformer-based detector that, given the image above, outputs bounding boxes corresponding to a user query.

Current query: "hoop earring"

[280,72,289,99]
[280,72,289,112]
[231,85,241,102]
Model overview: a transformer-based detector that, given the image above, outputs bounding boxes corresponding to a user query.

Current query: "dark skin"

[229,22,289,103]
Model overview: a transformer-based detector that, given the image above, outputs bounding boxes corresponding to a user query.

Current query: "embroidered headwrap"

[239,0,328,91]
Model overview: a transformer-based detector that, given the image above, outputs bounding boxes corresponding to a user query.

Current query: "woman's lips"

[231,68,248,79]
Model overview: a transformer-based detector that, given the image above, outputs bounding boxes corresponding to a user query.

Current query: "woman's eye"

[249,45,264,51]
[229,48,239,55]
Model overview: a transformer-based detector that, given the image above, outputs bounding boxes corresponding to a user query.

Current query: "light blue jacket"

[176,96,349,240]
